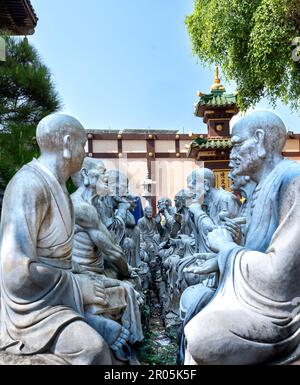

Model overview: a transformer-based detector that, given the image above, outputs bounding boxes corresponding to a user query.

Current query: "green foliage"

[136,329,177,366]
[0,36,62,183]
[186,0,300,110]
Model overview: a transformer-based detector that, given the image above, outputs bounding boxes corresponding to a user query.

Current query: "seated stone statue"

[71,166,144,359]
[185,110,300,365]
[187,167,240,225]
[177,168,243,363]
[0,114,113,365]
[96,169,129,244]
[163,235,196,317]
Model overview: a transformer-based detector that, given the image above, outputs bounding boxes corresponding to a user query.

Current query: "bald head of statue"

[187,168,215,199]
[36,114,87,176]
[231,110,286,178]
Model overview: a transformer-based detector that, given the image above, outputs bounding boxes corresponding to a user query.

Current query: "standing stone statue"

[138,205,160,261]
[155,197,176,242]
[0,114,113,365]
[185,110,300,365]
[123,195,141,268]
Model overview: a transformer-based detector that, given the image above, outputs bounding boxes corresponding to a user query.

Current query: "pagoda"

[187,67,239,190]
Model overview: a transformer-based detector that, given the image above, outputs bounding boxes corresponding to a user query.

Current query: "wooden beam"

[88,133,194,141]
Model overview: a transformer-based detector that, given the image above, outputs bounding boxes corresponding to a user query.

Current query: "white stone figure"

[185,110,300,365]
[71,168,144,361]
[0,114,113,365]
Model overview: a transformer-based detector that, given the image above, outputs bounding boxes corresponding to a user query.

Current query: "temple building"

[187,67,300,190]
[0,0,38,35]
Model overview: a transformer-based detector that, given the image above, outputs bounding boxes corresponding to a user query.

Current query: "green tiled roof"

[197,90,237,108]
[187,137,232,158]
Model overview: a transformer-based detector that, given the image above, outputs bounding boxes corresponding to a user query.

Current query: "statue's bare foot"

[84,312,130,360]
[111,328,131,362]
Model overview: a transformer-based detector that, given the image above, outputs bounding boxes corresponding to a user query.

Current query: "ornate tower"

[187,67,239,190]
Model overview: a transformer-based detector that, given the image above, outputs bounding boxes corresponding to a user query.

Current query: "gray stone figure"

[163,235,196,317]
[177,168,244,364]
[123,194,141,268]
[71,168,144,361]
[0,114,113,365]
[172,189,194,237]
[138,206,160,261]
[185,110,300,365]
[155,197,176,242]
[228,169,256,240]
[96,170,129,243]
[187,167,240,224]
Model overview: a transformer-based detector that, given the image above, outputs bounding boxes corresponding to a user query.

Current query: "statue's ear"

[63,135,71,159]
[255,129,266,159]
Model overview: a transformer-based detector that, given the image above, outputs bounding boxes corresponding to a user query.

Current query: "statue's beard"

[233,151,262,177]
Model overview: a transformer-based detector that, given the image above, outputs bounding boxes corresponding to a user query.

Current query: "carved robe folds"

[185,160,300,365]
[0,160,85,355]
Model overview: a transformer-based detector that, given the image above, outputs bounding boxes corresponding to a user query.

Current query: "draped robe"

[0,159,84,355]
[185,159,300,365]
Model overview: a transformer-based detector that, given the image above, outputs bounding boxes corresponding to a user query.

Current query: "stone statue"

[187,167,240,224]
[96,169,129,243]
[228,165,257,241]
[0,114,113,365]
[155,197,176,242]
[163,235,196,317]
[172,189,194,237]
[185,110,300,365]
[177,168,244,363]
[138,205,160,261]
[122,194,141,268]
[71,167,144,361]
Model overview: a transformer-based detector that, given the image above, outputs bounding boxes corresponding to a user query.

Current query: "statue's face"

[187,171,204,198]
[128,197,136,211]
[157,198,170,211]
[107,173,128,197]
[231,125,263,177]
[96,162,106,176]
[88,173,99,189]
[174,196,185,209]
[69,131,87,174]
[145,207,153,219]
[229,172,247,192]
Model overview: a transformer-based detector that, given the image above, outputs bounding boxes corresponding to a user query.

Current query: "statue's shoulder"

[73,199,99,228]
[7,162,49,196]
[280,159,300,186]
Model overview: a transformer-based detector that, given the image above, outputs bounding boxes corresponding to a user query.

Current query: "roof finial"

[215,65,219,81]
[211,65,225,92]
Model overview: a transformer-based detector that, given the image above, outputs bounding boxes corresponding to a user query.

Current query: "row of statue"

[0,109,300,365]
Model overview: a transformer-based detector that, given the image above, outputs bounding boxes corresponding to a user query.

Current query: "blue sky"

[29,0,300,133]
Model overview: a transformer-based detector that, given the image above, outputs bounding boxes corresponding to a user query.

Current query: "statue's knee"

[84,334,112,365]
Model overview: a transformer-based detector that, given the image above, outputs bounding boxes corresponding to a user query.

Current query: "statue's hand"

[102,277,120,288]
[79,276,108,306]
[154,214,161,224]
[223,218,242,244]
[207,226,235,253]
[184,258,218,275]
